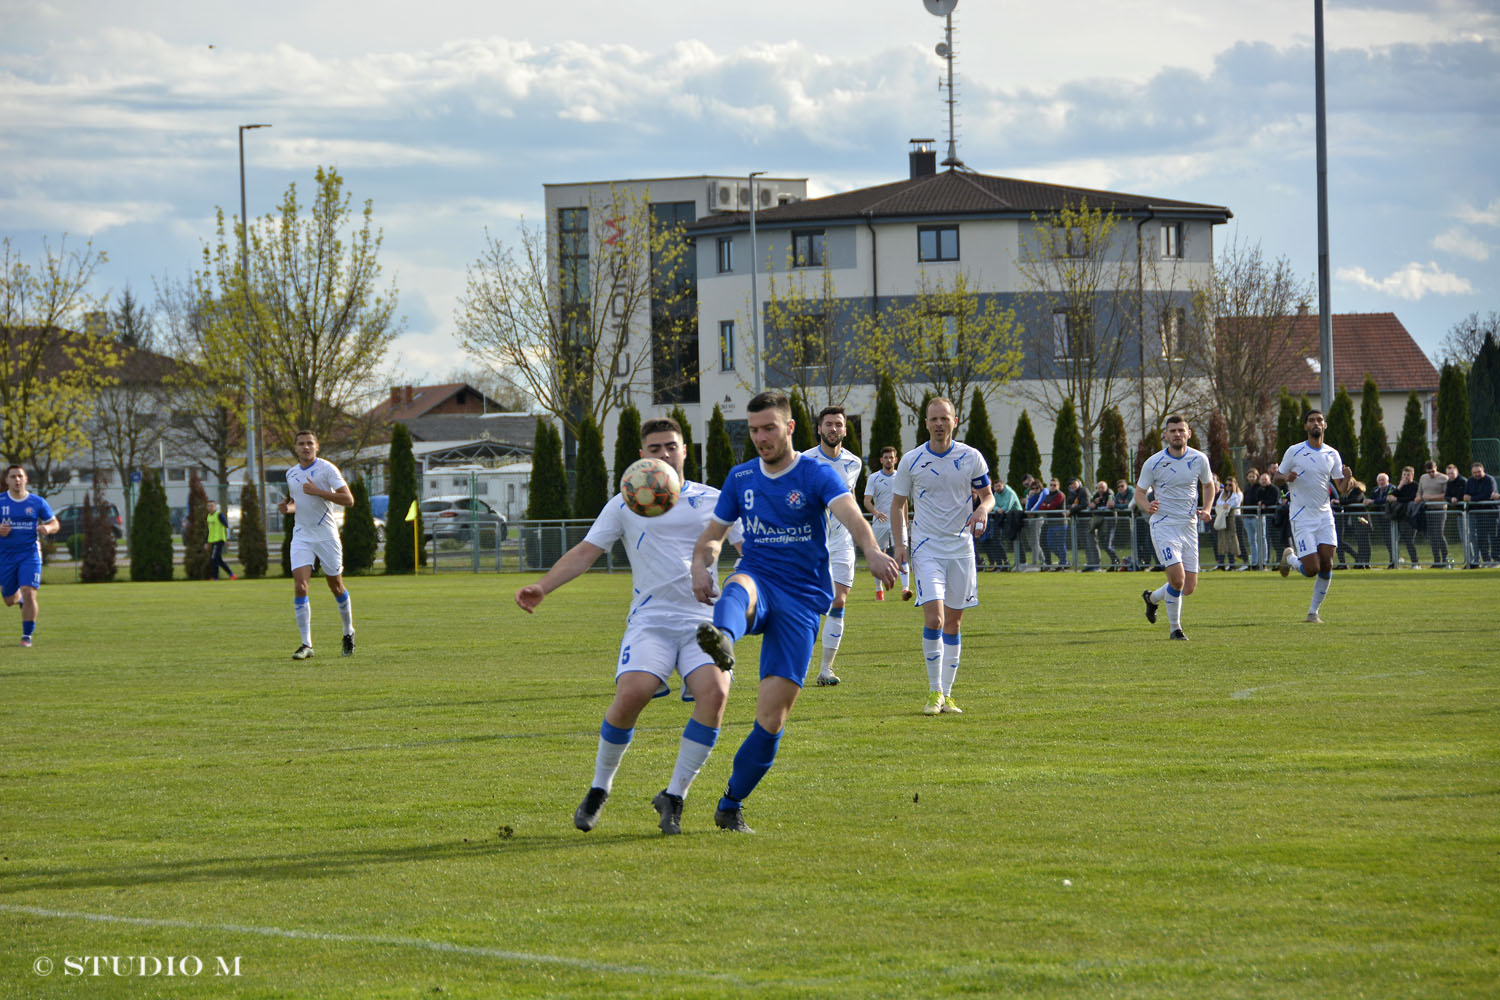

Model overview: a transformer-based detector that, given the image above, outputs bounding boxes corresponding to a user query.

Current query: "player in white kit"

[1135,415,1214,640]
[515,417,741,835]
[801,407,864,687]
[1271,409,1352,622]
[890,397,993,715]
[863,445,912,601]
[278,430,356,660]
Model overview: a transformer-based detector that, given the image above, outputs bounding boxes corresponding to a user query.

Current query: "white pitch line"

[1231,669,1427,700]
[0,904,742,984]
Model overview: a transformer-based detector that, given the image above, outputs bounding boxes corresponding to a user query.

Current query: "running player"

[691,391,899,833]
[801,406,863,686]
[516,417,741,835]
[1135,414,1214,640]
[889,397,993,715]
[863,445,911,600]
[1272,409,1352,622]
[277,430,356,659]
[0,465,59,647]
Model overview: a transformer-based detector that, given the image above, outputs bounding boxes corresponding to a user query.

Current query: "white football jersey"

[286,458,348,541]
[1280,441,1344,520]
[583,480,741,628]
[802,444,863,555]
[892,440,990,540]
[1136,447,1213,527]
[866,469,897,518]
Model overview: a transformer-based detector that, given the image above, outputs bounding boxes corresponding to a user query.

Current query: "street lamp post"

[748,170,765,394]
[238,123,271,503]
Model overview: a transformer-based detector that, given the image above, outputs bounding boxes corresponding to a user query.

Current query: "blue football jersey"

[0,493,54,557]
[713,453,850,608]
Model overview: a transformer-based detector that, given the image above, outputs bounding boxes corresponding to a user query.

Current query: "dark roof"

[688,168,1231,233]
[1276,313,1440,395]
[367,383,513,423]
[403,414,537,447]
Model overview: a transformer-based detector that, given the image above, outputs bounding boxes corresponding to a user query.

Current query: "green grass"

[2,571,1497,998]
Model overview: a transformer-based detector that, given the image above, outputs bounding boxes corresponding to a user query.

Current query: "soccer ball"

[620,458,681,517]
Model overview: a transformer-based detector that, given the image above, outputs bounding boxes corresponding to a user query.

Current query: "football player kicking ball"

[863,446,912,602]
[890,397,993,715]
[278,430,356,660]
[0,465,60,647]
[691,391,899,833]
[515,417,741,836]
[1271,410,1352,623]
[1136,415,1214,640]
[801,406,864,687]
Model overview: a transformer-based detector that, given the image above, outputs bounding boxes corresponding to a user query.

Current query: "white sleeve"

[581,498,625,549]
[1279,446,1299,476]
[891,456,912,500]
[1136,461,1155,492]
[321,462,348,492]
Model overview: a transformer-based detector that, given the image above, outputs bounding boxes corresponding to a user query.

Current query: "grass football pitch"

[2,570,1497,998]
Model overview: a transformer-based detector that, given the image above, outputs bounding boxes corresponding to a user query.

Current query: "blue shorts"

[741,575,824,688]
[0,548,42,598]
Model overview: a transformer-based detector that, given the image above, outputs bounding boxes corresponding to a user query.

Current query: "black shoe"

[695,622,736,672]
[714,807,754,833]
[342,633,355,657]
[652,789,684,835]
[1141,590,1158,625]
[292,643,314,660]
[1170,629,1188,641]
[574,787,609,831]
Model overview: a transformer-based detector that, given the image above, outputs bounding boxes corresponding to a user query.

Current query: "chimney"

[389,386,402,408]
[909,138,937,179]
[1297,303,1310,317]
[404,385,415,406]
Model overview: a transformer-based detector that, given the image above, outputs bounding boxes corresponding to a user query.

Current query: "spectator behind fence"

[1446,465,1472,568]
[991,477,1022,571]
[1113,479,1138,570]
[1464,462,1498,566]
[1245,471,1278,569]
[1388,466,1422,568]
[1040,478,1066,569]
[1368,472,1394,569]
[1089,480,1117,570]
[1241,468,1262,568]
[1021,478,1046,570]
[1336,478,1372,568]
[1066,478,1096,570]
[1213,475,1242,570]
[1418,460,1451,568]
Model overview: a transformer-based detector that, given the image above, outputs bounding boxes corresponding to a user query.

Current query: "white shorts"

[290,534,343,576]
[908,536,978,609]
[1150,520,1200,574]
[1290,511,1337,556]
[829,544,855,589]
[873,518,893,550]
[615,621,724,689]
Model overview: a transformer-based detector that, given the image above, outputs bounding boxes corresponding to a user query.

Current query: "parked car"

[52,501,125,540]
[420,496,507,542]
[369,494,390,520]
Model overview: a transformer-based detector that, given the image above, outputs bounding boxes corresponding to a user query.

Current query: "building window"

[1052,227,1087,259]
[716,236,734,273]
[792,230,825,268]
[719,320,736,372]
[1160,222,1182,259]
[917,225,959,262]
[167,467,187,483]
[650,201,700,405]
[558,207,589,305]
[1159,306,1187,360]
[1052,311,1091,360]
[790,314,829,376]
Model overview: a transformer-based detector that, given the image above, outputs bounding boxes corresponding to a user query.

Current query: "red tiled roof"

[367,383,473,423]
[1278,313,1439,394]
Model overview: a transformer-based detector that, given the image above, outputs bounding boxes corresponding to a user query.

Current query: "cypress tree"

[917,391,934,436]
[184,471,212,579]
[1468,332,1500,438]
[281,509,295,576]
[966,389,999,480]
[742,429,759,463]
[1276,389,1303,457]
[1358,376,1392,486]
[613,404,642,486]
[789,392,814,451]
[129,471,174,582]
[1437,362,1472,470]
[1051,398,1082,484]
[669,405,700,483]
[1325,385,1359,475]
[341,476,379,574]
[79,475,117,583]
[1135,429,1163,477]
[527,419,570,519]
[237,481,268,578]
[1008,410,1042,485]
[1096,406,1129,487]
[706,404,735,489]
[385,422,423,574]
[574,414,609,515]
[845,422,867,505]
[1207,410,1233,480]
[1392,390,1429,472]
[868,374,903,466]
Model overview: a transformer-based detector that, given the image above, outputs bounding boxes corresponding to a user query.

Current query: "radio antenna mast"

[923,0,964,169]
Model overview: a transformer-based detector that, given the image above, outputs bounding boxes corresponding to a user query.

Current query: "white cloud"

[1457,198,1500,226]
[1336,261,1474,299]
[1432,227,1490,261]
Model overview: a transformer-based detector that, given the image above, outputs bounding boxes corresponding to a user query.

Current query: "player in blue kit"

[0,465,60,647]
[691,391,899,833]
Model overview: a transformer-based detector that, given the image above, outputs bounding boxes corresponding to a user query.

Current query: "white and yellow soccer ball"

[620,458,681,517]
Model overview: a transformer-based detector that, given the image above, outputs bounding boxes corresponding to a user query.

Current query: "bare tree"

[454,186,693,439]
[0,235,118,486]
[1137,251,1209,436]
[1014,201,1138,480]
[111,284,156,351]
[1438,310,1500,368]
[155,274,243,507]
[760,257,863,414]
[1186,236,1315,465]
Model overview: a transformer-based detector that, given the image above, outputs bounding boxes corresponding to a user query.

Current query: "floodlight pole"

[748,170,766,394]
[1313,1,1334,409]
[239,123,271,503]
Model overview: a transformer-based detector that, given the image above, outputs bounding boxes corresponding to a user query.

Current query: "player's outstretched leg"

[716,720,781,834]
[1141,590,1158,624]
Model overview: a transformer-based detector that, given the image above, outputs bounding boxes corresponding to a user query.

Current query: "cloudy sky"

[4,0,1496,385]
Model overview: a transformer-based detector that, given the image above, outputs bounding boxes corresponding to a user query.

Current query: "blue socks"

[719,720,781,811]
[713,581,751,640]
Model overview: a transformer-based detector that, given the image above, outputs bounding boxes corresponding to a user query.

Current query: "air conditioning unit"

[737,185,751,208]
[759,185,774,208]
[709,181,736,212]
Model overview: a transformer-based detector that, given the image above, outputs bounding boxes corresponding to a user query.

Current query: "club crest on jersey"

[785,490,806,510]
